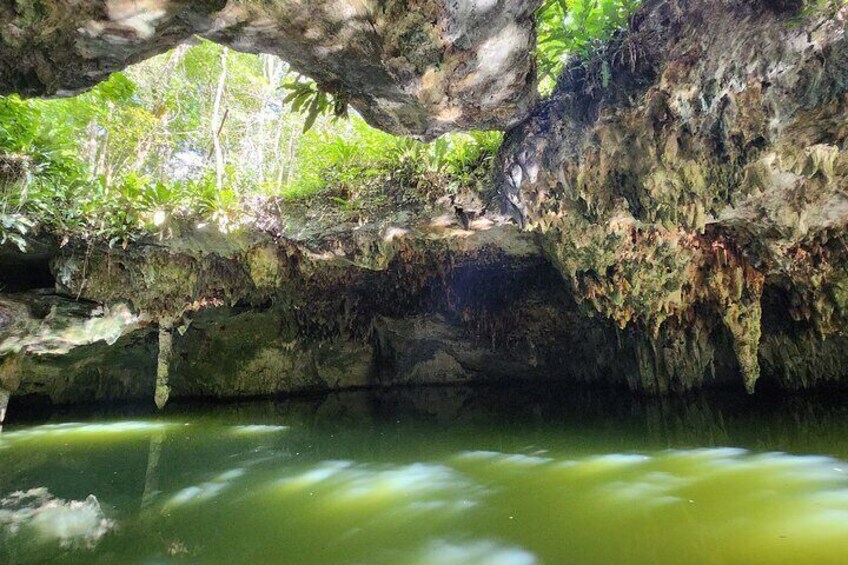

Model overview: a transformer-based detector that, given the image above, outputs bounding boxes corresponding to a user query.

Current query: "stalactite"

[155,320,174,410]
[0,353,21,432]
[718,268,765,395]
[0,387,9,432]
[723,299,764,395]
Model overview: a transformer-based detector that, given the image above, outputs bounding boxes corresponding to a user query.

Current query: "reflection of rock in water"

[142,429,166,510]
[0,488,114,549]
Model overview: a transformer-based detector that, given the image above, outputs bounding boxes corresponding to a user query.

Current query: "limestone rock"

[0,0,539,138]
[496,0,848,392]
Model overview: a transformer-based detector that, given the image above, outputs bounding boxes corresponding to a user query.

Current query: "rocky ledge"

[0,205,603,407]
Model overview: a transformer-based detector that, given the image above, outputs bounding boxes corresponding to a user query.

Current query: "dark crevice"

[0,240,56,293]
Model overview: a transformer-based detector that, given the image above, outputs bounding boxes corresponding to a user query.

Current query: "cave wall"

[0,226,611,404]
[496,0,848,393]
[2,219,746,405]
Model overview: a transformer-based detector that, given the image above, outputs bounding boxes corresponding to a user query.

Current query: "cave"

[3,1,848,563]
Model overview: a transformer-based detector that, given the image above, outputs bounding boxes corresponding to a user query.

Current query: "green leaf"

[302,94,322,134]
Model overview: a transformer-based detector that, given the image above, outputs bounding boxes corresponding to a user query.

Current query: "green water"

[2,387,848,564]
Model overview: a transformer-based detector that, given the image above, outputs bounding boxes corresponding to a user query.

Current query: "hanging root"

[155,320,174,410]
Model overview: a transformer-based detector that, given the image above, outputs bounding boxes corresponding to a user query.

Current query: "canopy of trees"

[0,41,502,246]
[1,1,643,249]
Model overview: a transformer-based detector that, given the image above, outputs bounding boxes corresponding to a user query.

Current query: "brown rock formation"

[496,0,848,392]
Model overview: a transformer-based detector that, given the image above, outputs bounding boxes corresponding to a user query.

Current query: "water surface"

[2,387,848,564]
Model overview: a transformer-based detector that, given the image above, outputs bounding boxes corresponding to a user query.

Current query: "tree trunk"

[284,124,299,187]
[212,47,229,192]
[132,45,188,174]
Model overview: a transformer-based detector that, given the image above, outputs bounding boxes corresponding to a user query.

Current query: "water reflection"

[0,421,177,445]
[0,488,114,560]
[229,425,289,435]
[2,388,848,564]
[166,468,247,509]
[451,448,848,563]
[408,539,538,565]
[274,461,483,522]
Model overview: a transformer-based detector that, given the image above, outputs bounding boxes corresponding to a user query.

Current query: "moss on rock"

[497,0,848,393]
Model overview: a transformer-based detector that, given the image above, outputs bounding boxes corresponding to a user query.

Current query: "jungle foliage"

[0,42,500,248]
[535,0,642,93]
[0,1,647,249]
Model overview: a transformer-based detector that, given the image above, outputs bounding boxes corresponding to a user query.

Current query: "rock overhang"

[0,0,541,139]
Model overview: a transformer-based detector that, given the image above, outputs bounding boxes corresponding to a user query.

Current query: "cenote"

[3,387,848,564]
[4,1,848,563]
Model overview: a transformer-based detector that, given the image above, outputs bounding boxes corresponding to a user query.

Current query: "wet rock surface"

[1,209,728,405]
[0,218,584,404]
[0,0,538,138]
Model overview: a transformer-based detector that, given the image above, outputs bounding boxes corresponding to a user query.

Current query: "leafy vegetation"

[800,0,848,17]
[288,120,500,205]
[535,0,642,94]
[534,0,845,95]
[0,2,656,250]
[282,78,349,134]
[0,41,500,249]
